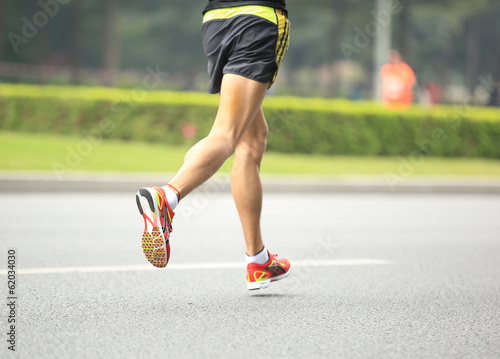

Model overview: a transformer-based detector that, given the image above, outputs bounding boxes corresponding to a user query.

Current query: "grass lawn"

[2,131,500,177]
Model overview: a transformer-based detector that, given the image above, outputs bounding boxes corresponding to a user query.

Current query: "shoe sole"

[247,268,290,290]
[136,188,169,268]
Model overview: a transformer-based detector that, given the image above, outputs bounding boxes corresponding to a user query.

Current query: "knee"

[240,123,269,161]
[235,136,267,164]
[207,130,239,156]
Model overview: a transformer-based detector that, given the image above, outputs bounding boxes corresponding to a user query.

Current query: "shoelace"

[161,203,173,234]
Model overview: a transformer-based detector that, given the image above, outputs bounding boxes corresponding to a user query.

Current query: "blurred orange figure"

[381,50,416,110]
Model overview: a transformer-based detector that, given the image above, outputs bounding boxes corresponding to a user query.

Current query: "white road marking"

[0,259,392,275]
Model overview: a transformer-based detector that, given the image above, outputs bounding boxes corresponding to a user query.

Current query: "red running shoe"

[246,251,291,290]
[135,187,174,268]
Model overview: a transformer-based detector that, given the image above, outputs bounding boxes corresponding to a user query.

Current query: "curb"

[1,173,500,194]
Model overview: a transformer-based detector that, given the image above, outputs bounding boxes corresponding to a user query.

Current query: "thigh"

[209,73,268,147]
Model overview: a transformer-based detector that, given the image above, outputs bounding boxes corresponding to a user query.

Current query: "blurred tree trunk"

[69,0,83,84]
[398,0,410,60]
[465,17,480,93]
[437,58,449,91]
[38,22,50,84]
[488,56,500,107]
[0,0,4,61]
[104,0,119,85]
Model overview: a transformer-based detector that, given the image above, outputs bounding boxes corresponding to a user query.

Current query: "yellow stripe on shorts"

[270,9,290,87]
[202,5,278,24]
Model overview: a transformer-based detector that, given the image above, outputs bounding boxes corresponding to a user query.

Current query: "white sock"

[246,246,269,265]
[162,185,179,210]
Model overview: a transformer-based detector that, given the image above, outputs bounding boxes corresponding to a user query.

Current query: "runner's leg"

[231,107,268,256]
[168,74,268,199]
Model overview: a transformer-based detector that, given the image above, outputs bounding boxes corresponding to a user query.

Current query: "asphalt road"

[1,191,499,358]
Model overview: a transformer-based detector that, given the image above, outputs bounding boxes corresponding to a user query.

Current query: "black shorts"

[201,6,290,94]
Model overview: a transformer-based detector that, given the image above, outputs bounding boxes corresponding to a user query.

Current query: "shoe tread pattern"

[142,226,168,268]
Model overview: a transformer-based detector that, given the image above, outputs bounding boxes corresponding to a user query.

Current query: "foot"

[246,251,290,290]
[135,187,175,268]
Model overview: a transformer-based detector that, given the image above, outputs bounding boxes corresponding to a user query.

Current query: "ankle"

[162,184,180,210]
[245,246,269,265]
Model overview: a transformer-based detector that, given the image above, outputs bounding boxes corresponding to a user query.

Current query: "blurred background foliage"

[2,83,499,158]
[1,0,499,102]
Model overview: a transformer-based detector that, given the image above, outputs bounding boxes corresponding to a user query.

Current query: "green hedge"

[1,83,500,158]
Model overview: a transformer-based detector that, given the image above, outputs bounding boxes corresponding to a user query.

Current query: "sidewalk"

[1,172,499,194]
